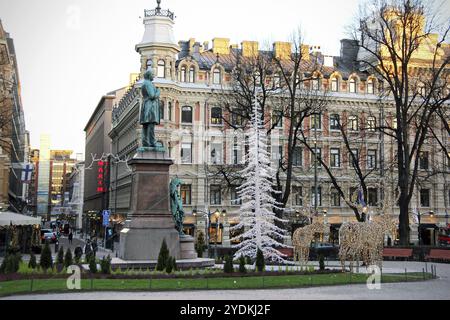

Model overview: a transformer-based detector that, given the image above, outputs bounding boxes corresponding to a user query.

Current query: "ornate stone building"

[108,2,449,248]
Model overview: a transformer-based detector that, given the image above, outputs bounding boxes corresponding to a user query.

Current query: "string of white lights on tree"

[230,91,290,263]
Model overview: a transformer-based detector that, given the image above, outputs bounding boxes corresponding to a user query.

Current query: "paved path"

[2,261,449,300]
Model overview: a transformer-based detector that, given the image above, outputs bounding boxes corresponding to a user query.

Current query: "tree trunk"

[398,192,410,246]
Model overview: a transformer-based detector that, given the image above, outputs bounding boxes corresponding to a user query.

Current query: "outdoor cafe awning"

[0,211,41,227]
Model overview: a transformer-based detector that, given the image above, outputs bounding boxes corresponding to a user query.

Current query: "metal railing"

[144,8,175,20]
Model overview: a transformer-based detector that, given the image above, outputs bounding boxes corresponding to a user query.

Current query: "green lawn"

[0,272,434,298]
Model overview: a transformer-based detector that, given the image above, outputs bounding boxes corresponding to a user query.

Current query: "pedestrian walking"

[84,239,92,256]
[68,231,73,244]
[92,238,98,256]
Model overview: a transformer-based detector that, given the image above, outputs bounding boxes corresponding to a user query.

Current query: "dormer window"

[157,60,166,78]
[349,78,357,93]
[367,79,374,94]
[213,68,221,84]
[331,77,339,92]
[189,66,195,83]
[180,66,187,82]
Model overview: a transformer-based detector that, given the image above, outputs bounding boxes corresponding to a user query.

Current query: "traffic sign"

[102,210,110,227]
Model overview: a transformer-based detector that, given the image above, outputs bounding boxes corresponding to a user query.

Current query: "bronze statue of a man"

[140,69,161,148]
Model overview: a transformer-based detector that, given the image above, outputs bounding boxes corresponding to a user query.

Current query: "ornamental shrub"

[100,255,112,274]
[74,246,83,264]
[256,248,265,272]
[238,256,247,273]
[224,255,234,274]
[195,231,207,258]
[156,239,170,271]
[319,254,325,271]
[166,256,174,274]
[40,242,53,271]
[28,252,37,269]
[57,246,64,265]
[64,248,73,268]
[89,255,97,274]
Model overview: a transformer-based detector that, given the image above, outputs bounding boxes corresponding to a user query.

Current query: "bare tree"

[296,111,390,222]
[352,0,450,244]
[212,32,329,220]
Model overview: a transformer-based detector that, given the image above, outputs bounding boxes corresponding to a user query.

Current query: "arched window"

[157,60,165,78]
[367,79,374,94]
[211,107,222,125]
[180,66,187,82]
[160,101,165,120]
[213,68,221,84]
[349,78,357,93]
[181,106,192,123]
[189,66,195,83]
[331,77,339,92]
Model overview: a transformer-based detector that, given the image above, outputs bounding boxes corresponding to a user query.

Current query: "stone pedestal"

[179,235,197,259]
[119,150,180,260]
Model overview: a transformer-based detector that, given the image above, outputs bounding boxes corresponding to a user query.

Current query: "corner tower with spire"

[136,0,180,80]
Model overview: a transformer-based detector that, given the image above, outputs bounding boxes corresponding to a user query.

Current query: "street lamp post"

[313,116,318,217]
[418,211,422,245]
[213,209,221,260]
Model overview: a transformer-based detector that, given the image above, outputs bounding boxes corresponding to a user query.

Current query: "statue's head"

[144,69,154,81]
[170,177,182,189]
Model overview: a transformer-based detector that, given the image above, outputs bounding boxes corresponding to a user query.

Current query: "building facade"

[67,161,85,229]
[0,20,28,213]
[83,88,127,237]
[108,3,449,248]
[29,138,78,222]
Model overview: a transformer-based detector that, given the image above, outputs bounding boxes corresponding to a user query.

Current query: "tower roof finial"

[156,0,161,10]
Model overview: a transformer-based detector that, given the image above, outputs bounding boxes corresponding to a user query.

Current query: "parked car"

[41,229,58,244]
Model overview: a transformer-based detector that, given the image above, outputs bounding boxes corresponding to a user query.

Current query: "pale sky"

[0,0,448,156]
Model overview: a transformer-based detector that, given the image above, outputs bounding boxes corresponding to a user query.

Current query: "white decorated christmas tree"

[230,92,290,263]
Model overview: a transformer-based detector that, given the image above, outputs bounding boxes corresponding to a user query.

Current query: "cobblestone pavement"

[2,261,449,300]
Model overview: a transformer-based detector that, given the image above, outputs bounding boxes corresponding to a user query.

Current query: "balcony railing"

[144,8,174,20]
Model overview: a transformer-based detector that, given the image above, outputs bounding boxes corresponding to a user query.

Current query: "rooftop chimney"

[212,38,230,55]
[241,40,259,57]
[273,41,292,60]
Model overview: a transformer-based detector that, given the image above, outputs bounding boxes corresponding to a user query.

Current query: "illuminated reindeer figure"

[339,214,398,272]
[292,220,329,269]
